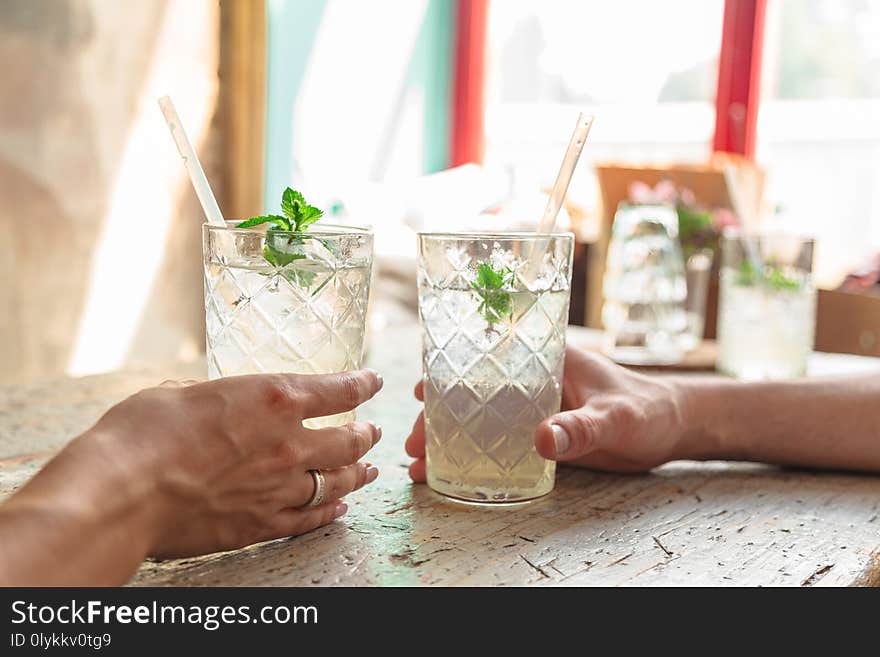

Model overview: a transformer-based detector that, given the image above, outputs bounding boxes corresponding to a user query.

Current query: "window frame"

[454,0,768,163]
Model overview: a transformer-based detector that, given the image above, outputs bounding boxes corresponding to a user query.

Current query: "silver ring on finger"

[305,469,326,507]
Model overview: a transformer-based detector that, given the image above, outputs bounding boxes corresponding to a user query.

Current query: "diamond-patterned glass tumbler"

[417,232,574,503]
[203,222,373,428]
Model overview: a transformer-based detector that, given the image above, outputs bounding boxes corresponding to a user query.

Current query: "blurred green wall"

[263,0,453,210]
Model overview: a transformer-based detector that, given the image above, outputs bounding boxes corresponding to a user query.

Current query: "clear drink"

[418,233,573,503]
[203,223,373,428]
[717,232,816,380]
[602,204,688,365]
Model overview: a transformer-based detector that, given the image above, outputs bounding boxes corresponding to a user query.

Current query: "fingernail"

[371,370,384,390]
[373,424,383,444]
[551,424,570,457]
[333,502,348,519]
[365,465,379,484]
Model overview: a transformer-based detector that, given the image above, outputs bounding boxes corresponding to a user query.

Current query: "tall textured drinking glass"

[602,204,688,365]
[203,222,373,427]
[417,232,574,503]
[717,231,816,380]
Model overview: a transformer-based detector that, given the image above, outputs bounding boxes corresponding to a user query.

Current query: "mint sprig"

[236,214,288,230]
[280,187,323,231]
[736,259,801,291]
[471,262,514,327]
[236,187,323,233]
[236,187,324,288]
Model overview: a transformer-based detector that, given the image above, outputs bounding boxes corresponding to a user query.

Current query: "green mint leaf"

[472,262,514,327]
[735,260,801,291]
[475,262,504,289]
[280,188,306,222]
[241,188,325,289]
[263,242,306,267]
[676,205,712,241]
[480,290,513,324]
[263,229,306,267]
[766,267,801,291]
[295,205,323,231]
[735,259,757,286]
[236,214,289,229]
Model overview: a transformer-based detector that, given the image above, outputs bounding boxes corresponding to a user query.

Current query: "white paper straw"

[157,95,225,227]
[523,113,593,280]
[723,164,764,274]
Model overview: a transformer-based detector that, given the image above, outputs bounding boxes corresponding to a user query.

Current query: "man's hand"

[408,341,880,483]
[406,346,694,480]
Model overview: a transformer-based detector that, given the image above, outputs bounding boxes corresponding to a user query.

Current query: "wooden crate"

[815,289,880,357]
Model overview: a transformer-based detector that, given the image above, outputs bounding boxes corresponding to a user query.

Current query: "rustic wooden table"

[1,325,878,586]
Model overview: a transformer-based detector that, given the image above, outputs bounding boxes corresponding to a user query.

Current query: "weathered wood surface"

[1,326,878,586]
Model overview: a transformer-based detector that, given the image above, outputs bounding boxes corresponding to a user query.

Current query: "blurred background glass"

[717,231,816,379]
[602,204,688,365]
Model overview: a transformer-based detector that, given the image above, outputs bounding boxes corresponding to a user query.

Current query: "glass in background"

[717,232,816,380]
[602,204,688,365]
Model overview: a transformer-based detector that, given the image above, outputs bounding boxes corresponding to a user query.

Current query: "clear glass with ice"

[717,232,816,380]
[417,232,574,503]
[203,222,373,427]
[602,204,688,365]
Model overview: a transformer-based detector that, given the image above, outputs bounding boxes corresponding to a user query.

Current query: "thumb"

[535,409,610,461]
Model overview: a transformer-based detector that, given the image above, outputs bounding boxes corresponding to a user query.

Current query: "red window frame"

[451,0,489,166]
[713,0,767,159]
[451,0,767,164]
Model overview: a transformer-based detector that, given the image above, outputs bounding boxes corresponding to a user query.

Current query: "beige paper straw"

[158,95,225,227]
[524,113,594,280]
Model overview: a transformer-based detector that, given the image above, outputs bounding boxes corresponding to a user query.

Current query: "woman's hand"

[405,346,693,480]
[109,370,384,556]
[1,369,383,584]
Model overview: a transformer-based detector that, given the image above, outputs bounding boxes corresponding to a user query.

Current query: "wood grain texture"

[131,461,880,587]
[1,326,878,586]
[219,0,266,219]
